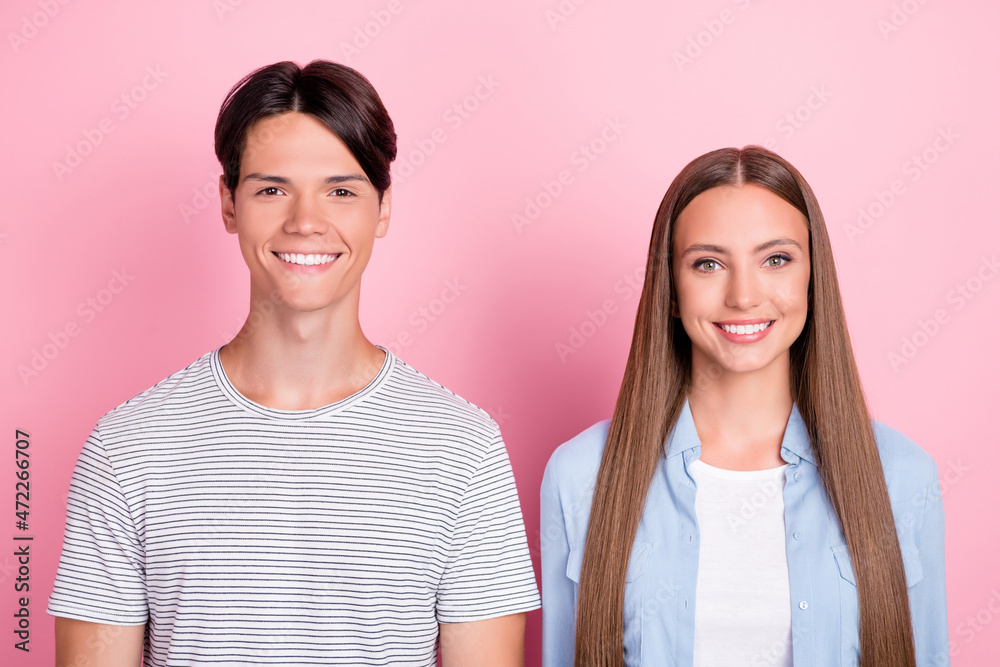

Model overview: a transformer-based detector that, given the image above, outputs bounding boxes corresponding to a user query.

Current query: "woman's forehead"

[673,184,809,250]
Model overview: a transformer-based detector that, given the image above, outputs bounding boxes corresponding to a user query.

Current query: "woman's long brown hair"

[574,146,916,666]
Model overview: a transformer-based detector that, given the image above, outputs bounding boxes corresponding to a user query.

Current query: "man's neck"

[219,294,385,411]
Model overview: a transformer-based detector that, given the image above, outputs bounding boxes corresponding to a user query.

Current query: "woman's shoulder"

[543,419,612,487]
[870,419,940,482]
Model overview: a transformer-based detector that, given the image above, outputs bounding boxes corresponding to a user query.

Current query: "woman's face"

[671,183,811,380]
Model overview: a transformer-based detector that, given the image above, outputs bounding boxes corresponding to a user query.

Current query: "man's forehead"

[240,113,364,176]
[244,112,347,149]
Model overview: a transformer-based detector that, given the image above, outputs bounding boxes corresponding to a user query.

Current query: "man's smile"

[273,251,341,266]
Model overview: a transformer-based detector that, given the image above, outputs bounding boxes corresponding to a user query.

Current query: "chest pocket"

[567,541,652,663]
[831,542,923,665]
[832,542,924,588]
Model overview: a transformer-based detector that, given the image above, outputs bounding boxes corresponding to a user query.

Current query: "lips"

[715,321,774,335]
[713,319,776,343]
[273,251,341,266]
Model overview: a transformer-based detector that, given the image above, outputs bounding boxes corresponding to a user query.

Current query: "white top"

[690,458,793,667]
[48,348,540,666]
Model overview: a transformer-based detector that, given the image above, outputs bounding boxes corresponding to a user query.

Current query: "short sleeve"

[48,427,148,624]
[436,427,540,623]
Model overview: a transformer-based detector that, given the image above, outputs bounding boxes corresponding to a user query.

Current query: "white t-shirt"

[48,348,540,666]
[690,458,793,667]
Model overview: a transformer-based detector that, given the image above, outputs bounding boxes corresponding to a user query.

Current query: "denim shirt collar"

[665,398,817,466]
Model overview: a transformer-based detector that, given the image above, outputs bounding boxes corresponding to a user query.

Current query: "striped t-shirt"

[48,348,540,666]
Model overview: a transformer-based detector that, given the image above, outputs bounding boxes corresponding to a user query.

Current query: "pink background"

[3,0,999,664]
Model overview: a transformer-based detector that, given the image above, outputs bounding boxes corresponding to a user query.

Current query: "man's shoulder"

[97,350,218,430]
[383,355,499,441]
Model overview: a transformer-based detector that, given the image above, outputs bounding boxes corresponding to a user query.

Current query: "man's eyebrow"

[324,174,370,185]
[678,238,802,258]
[241,173,371,185]
[242,173,289,185]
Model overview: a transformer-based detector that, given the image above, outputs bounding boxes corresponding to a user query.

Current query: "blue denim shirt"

[540,401,948,666]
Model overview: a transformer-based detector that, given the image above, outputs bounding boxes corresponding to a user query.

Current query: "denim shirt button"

[793,531,802,541]
[799,600,809,610]
[793,472,802,482]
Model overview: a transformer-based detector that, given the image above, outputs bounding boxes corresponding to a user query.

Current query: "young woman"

[540,146,948,666]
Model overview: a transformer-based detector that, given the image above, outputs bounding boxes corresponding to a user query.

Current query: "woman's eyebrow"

[679,238,803,258]
[680,243,728,258]
[753,238,803,253]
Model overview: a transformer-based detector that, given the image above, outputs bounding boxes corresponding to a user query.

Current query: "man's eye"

[332,188,354,197]
[259,187,283,196]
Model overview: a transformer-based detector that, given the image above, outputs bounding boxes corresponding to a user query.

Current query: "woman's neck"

[687,354,794,470]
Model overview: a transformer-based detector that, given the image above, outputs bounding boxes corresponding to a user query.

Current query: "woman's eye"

[695,259,719,272]
[766,254,791,267]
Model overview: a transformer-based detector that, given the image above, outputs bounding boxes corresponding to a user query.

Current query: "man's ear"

[220,176,237,234]
[375,185,392,239]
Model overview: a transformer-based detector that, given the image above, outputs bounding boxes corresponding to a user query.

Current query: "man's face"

[220,112,391,314]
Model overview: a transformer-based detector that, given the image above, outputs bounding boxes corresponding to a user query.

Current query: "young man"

[48,61,540,666]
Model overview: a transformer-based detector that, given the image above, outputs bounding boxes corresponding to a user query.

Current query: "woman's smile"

[713,319,775,342]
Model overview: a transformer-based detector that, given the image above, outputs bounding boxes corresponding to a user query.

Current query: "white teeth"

[276,252,338,266]
[721,322,772,334]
